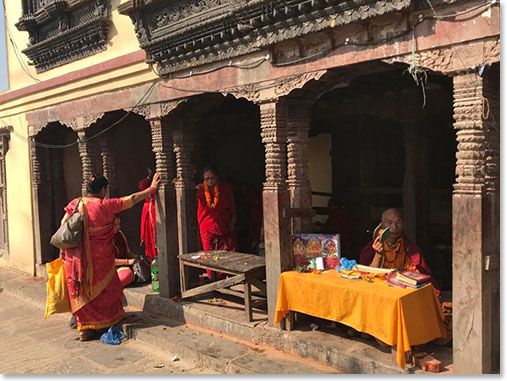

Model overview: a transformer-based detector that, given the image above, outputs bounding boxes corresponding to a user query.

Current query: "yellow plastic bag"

[44,257,71,319]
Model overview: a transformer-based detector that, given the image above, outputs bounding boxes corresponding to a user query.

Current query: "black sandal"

[79,329,99,341]
[70,315,77,329]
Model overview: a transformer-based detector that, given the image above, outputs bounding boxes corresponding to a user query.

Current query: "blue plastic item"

[100,326,126,345]
[339,257,357,271]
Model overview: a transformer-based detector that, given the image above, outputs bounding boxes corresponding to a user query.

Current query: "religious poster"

[292,234,341,270]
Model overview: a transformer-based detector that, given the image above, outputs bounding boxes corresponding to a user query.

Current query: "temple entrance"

[32,123,81,269]
[308,65,455,292]
[174,94,264,255]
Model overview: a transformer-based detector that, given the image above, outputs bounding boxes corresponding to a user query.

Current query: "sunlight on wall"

[0,2,8,92]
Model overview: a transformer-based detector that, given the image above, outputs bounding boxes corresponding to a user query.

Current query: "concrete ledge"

[123,286,411,374]
[122,311,336,374]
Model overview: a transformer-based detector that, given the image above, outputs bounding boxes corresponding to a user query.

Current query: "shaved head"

[381,208,404,242]
[381,208,403,223]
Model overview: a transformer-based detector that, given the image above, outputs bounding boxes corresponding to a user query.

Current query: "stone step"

[122,285,412,374]
[122,309,340,374]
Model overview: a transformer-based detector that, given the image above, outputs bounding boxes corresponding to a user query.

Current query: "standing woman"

[61,172,160,341]
[196,165,237,279]
[138,167,158,262]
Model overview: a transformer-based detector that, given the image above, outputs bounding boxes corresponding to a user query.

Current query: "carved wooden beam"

[132,99,188,121]
[224,70,327,103]
[119,0,410,74]
[383,37,500,75]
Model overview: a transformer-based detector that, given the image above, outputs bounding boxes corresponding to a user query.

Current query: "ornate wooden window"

[15,0,112,73]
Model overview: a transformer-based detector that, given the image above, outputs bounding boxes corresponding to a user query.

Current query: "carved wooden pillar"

[99,134,120,197]
[452,70,499,374]
[402,119,429,252]
[286,100,313,234]
[29,135,54,275]
[172,120,197,257]
[259,99,292,326]
[150,117,180,298]
[77,130,101,196]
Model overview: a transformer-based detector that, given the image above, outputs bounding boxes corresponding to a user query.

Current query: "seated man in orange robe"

[359,208,440,296]
[196,164,237,279]
[352,208,440,346]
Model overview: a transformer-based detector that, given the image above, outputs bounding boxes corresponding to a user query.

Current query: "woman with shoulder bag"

[61,172,160,341]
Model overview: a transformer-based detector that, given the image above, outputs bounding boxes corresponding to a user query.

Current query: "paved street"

[0,289,216,375]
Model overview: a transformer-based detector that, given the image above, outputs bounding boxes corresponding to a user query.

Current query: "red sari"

[138,177,157,261]
[196,181,237,278]
[62,196,134,332]
[196,181,237,251]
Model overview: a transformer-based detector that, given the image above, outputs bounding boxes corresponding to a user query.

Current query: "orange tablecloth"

[274,270,446,369]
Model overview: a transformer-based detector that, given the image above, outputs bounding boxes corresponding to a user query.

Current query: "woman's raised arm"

[128,172,161,206]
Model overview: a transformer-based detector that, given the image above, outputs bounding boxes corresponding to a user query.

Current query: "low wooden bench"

[178,250,267,322]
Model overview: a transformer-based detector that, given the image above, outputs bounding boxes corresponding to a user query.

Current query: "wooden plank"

[251,299,267,309]
[282,207,316,219]
[181,273,246,299]
[244,281,252,322]
[179,258,189,293]
[179,261,240,275]
[216,288,266,302]
[285,311,296,331]
[249,277,267,295]
[179,251,265,272]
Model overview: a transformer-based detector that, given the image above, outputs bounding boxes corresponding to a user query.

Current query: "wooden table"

[274,270,446,369]
[179,250,267,322]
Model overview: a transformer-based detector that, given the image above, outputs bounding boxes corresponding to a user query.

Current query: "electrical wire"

[271,1,494,67]
[33,80,158,149]
[430,1,493,19]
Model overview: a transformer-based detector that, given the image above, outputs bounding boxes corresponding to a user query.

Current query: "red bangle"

[149,186,156,194]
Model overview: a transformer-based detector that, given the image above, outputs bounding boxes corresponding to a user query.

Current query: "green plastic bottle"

[151,256,159,292]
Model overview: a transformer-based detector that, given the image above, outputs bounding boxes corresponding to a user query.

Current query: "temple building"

[0,0,499,373]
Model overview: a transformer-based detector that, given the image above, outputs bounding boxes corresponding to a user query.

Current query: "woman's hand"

[150,172,161,191]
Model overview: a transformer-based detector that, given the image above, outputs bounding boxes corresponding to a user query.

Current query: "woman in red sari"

[138,167,157,262]
[62,172,160,341]
[196,165,237,279]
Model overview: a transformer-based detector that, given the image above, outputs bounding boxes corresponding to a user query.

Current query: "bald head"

[381,208,402,222]
[381,208,404,242]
